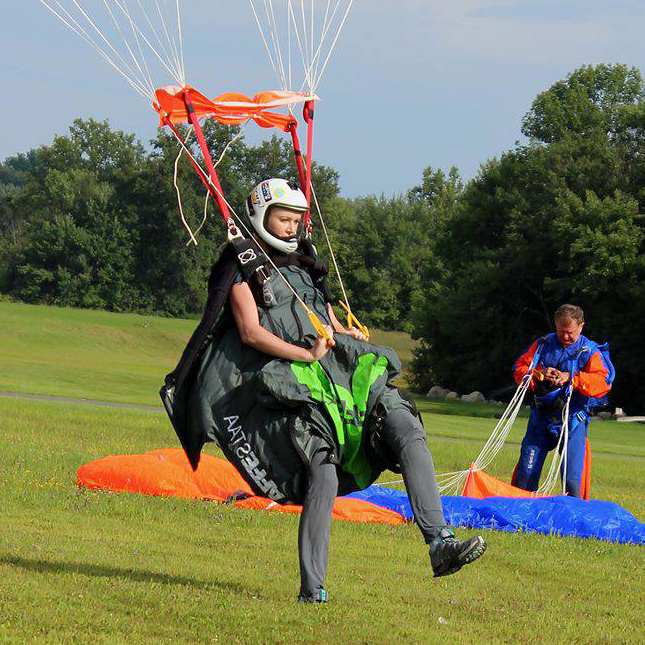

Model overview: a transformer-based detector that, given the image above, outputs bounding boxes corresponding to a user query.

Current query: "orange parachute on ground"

[461,467,551,499]
[77,449,405,526]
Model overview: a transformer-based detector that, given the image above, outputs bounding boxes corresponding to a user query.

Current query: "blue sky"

[2,1,644,197]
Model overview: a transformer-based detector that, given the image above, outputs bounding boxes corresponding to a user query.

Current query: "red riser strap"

[182,90,231,223]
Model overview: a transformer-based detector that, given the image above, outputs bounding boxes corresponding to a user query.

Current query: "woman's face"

[265,205,303,240]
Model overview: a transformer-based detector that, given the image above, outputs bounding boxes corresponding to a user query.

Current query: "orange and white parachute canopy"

[154,86,317,131]
[36,0,355,217]
[38,0,362,340]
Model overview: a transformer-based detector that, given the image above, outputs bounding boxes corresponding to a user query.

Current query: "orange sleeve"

[513,340,539,386]
[573,352,611,398]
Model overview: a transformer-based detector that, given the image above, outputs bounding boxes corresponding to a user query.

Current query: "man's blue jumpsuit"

[512,333,613,498]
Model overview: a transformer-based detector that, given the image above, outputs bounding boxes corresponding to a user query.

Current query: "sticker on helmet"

[261,182,272,202]
[274,187,285,199]
[251,191,260,205]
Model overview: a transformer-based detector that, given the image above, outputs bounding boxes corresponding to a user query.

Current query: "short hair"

[554,304,584,324]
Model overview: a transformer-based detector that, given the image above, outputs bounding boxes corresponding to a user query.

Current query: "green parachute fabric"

[165,251,414,505]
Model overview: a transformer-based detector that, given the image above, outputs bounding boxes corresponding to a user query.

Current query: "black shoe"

[297,589,328,603]
[429,528,486,577]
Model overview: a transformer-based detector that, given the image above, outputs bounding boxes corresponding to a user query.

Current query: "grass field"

[0,302,417,404]
[1,301,644,644]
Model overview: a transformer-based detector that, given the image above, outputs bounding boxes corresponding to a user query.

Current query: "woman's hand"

[306,325,335,362]
[344,327,366,341]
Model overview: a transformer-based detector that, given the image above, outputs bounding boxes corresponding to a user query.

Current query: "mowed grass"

[1,301,645,644]
[0,301,417,405]
[1,398,644,645]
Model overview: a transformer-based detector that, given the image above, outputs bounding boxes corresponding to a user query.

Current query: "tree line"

[1,63,644,410]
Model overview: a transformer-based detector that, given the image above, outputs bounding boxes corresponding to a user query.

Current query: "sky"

[1,1,645,198]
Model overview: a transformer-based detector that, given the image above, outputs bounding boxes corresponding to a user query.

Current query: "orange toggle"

[307,310,330,342]
[339,301,370,341]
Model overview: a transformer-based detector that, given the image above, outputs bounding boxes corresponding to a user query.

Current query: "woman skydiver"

[161,178,486,603]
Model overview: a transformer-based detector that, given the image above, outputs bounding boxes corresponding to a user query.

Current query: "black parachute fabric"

[161,242,415,504]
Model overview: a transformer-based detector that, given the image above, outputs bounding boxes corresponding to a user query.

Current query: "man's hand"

[544,367,570,386]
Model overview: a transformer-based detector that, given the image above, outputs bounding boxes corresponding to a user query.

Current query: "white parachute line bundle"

[375,374,536,494]
[471,373,533,473]
[247,0,354,95]
[434,372,534,496]
[37,0,186,102]
[537,385,573,495]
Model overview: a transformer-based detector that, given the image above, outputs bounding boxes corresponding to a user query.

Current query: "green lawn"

[0,301,417,405]
[1,301,644,644]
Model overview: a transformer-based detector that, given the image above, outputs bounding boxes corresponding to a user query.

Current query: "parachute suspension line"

[561,394,571,495]
[249,2,353,95]
[435,350,543,496]
[309,183,368,339]
[264,1,289,91]
[287,3,292,89]
[287,1,314,92]
[537,385,573,495]
[310,0,333,88]
[38,0,186,99]
[471,373,533,473]
[149,0,184,83]
[299,0,310,83]
[171,128,199,246]
[291,100,368,337]
[196,187,210,242]
[37,0,154,100]
[375,478,404,488]
[67,0,142,74]
[109,0,185,84]
[306,0,343,93]
[192,124,248,244]
[100,0,155,97]
[161,120,330,340]
[112,0,156,95]
[181,90,233,231]
[247,1,285,90]
[163,118,214,195]
[310,0,353,93]
[310,0,315,65]
[211,121,248,169]
[127,0,179,85]
[172,119,246,246]
[175,0,185,85]
[309,184,346,302]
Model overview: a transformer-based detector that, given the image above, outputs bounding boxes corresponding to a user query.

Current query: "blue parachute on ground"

[346,486,645,545]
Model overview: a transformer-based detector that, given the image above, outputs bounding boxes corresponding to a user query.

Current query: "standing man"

[512,304,614,498]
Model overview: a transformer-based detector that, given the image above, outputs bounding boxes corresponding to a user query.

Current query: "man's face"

[555,317,584,348]
[265,206,302,240]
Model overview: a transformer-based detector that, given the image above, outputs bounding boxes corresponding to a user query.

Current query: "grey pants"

[298,408,446,597]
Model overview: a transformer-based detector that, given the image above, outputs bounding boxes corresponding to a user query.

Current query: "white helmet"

[245,178,308,253]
